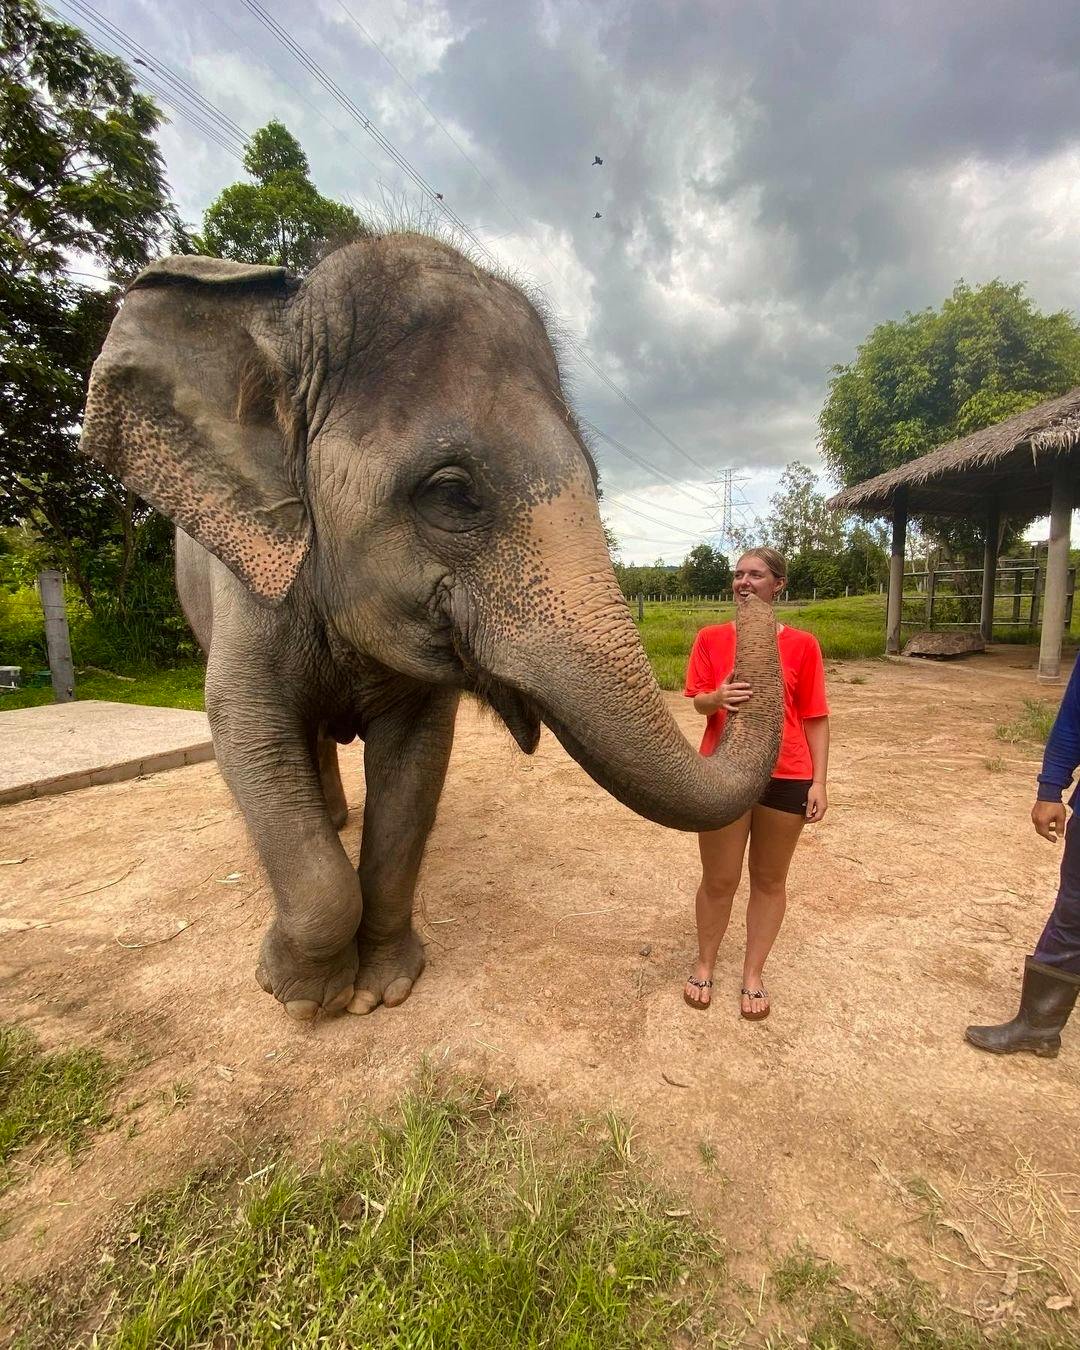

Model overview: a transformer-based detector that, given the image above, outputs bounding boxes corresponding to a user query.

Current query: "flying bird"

[435,192,443,200]
[593,211,602,219]
[592,155,603,165]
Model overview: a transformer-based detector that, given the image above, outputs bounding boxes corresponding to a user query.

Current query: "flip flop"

[740,987,770,1020]
[683,976,713,1010]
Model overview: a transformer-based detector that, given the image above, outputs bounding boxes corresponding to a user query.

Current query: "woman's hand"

[717,675,753,712]
[805,782,828,823]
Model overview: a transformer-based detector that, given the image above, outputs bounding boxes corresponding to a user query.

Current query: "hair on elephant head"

[80,234,782,1021]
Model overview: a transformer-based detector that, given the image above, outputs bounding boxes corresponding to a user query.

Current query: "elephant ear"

[80,255,310,604]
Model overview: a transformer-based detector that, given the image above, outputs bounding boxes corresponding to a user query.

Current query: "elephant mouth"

[443,593,541,753]
[479,678,542,754]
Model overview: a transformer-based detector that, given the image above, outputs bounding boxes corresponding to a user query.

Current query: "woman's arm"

[803,715,829,822]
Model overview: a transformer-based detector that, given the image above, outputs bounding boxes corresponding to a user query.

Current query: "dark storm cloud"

[413,0,1080,507]
[106,0,1080,550]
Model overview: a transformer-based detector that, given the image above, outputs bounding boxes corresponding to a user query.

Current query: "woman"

[682,548,829,1018]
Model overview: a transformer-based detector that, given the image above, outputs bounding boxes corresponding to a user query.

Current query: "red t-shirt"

[683,622,829,778]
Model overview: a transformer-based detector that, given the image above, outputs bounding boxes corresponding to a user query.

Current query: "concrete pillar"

[980,498,1000,643]
[886,488,908,654]
[1038,460,1073,682]
[37,569,75,702]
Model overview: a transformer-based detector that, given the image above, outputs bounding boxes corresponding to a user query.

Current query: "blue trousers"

[1034,810,1080,974]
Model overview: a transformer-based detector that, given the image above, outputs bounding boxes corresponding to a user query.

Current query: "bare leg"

[318,735,349,830]
[684,812,752,1007]
[348,688,458,1015]
[742,803,805,1016]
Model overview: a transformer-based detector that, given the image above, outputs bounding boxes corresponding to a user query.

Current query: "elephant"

[78,234,782,1021]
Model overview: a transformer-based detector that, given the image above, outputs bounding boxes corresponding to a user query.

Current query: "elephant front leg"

[210,704,363,1021]
[348,689,458,1015]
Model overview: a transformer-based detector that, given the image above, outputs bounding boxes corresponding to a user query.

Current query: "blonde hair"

[737,547,787,581]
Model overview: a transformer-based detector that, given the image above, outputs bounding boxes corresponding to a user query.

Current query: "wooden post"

[36,569,75,702]
[636,592,644,622]
[1012,571,1022,624]
[1038,460,1073,681]
[980,498,1000,643]
[886,489,908,654]
[926,568,937,626]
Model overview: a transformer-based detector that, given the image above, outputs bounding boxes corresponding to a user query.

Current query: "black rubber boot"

[965,957,1080,1058]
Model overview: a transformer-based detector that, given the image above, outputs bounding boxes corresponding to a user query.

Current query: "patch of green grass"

[0,1026,118,1185]
[636,594,893,689]
[772,1246,840,1304]
[995,698,1056,746]
[7,1075,720,1349]
[0,664,205,712]
[984,755,1006,773]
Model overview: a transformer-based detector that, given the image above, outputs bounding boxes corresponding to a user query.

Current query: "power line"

[333,1,525,239]
[330,5,714,480]
[240,0,497,260]
[239,2,717,487]
[609,502,717,543]
[53,1,718,507]
[195,0,386,184]
[49,0,248,160]
[580,418,713,506]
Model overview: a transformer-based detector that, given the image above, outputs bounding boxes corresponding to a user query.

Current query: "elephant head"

[80,235,781,830]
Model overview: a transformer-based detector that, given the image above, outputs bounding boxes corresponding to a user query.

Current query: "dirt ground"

[2,648,1079,1331]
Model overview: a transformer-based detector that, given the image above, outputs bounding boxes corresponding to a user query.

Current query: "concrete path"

[0,700,214,806]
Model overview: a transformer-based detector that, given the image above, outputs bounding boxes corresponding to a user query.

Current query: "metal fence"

[899,561,1075,634]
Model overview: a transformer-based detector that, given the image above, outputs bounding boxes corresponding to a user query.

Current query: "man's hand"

[1032,799,1066,843]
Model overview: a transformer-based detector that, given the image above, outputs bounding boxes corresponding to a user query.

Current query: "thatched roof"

[827,386,1080,519]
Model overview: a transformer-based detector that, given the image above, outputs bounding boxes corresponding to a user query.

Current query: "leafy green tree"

[819,279,1080,558]
[676,543,731,596]
[0,0,182,622]
[199,120,362,272]
[761,462,847,559]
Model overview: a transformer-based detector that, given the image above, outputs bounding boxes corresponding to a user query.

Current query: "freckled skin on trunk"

[463,478,783,832]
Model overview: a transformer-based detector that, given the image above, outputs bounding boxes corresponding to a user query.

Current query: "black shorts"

[757,777,812,816]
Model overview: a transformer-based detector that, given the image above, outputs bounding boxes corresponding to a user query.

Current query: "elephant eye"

[414,466,488,532]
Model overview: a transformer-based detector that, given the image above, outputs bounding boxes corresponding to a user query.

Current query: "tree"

[819,279,1080,558]
[199,120,362,272]
[677,543,732,596]
[0,0,182,619]
[761,462,847,558]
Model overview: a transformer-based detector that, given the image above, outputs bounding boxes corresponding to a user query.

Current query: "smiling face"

[733,552,786,604]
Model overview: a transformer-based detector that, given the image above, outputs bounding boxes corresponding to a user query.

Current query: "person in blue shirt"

[966,658,1080,1057]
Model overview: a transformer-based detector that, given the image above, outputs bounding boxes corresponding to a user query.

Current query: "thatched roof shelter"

[826,386,1080,678]
[828,386,1080,519]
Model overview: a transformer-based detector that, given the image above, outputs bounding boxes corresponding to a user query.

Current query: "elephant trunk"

[484,589,783,833]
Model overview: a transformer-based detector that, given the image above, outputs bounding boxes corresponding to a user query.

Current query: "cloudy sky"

[59,0,1080,560]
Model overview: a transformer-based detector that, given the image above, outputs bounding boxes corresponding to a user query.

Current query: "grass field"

[7,1066,1071,1348]
[1,591,1073,710]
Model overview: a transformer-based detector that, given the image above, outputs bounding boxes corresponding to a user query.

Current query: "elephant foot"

[255,922,358,1022]
[347,927,425,1015]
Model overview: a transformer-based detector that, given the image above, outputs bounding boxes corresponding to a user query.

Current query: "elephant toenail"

[284,999,320,1021]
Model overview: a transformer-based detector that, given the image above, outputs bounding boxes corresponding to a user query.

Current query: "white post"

[1038,461,1073,682]
[980,499,1000,643]
[37,569,75,702]
[886,489,908,654]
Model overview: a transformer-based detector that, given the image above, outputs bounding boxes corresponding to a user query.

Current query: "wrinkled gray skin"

[80,235,782,1021]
